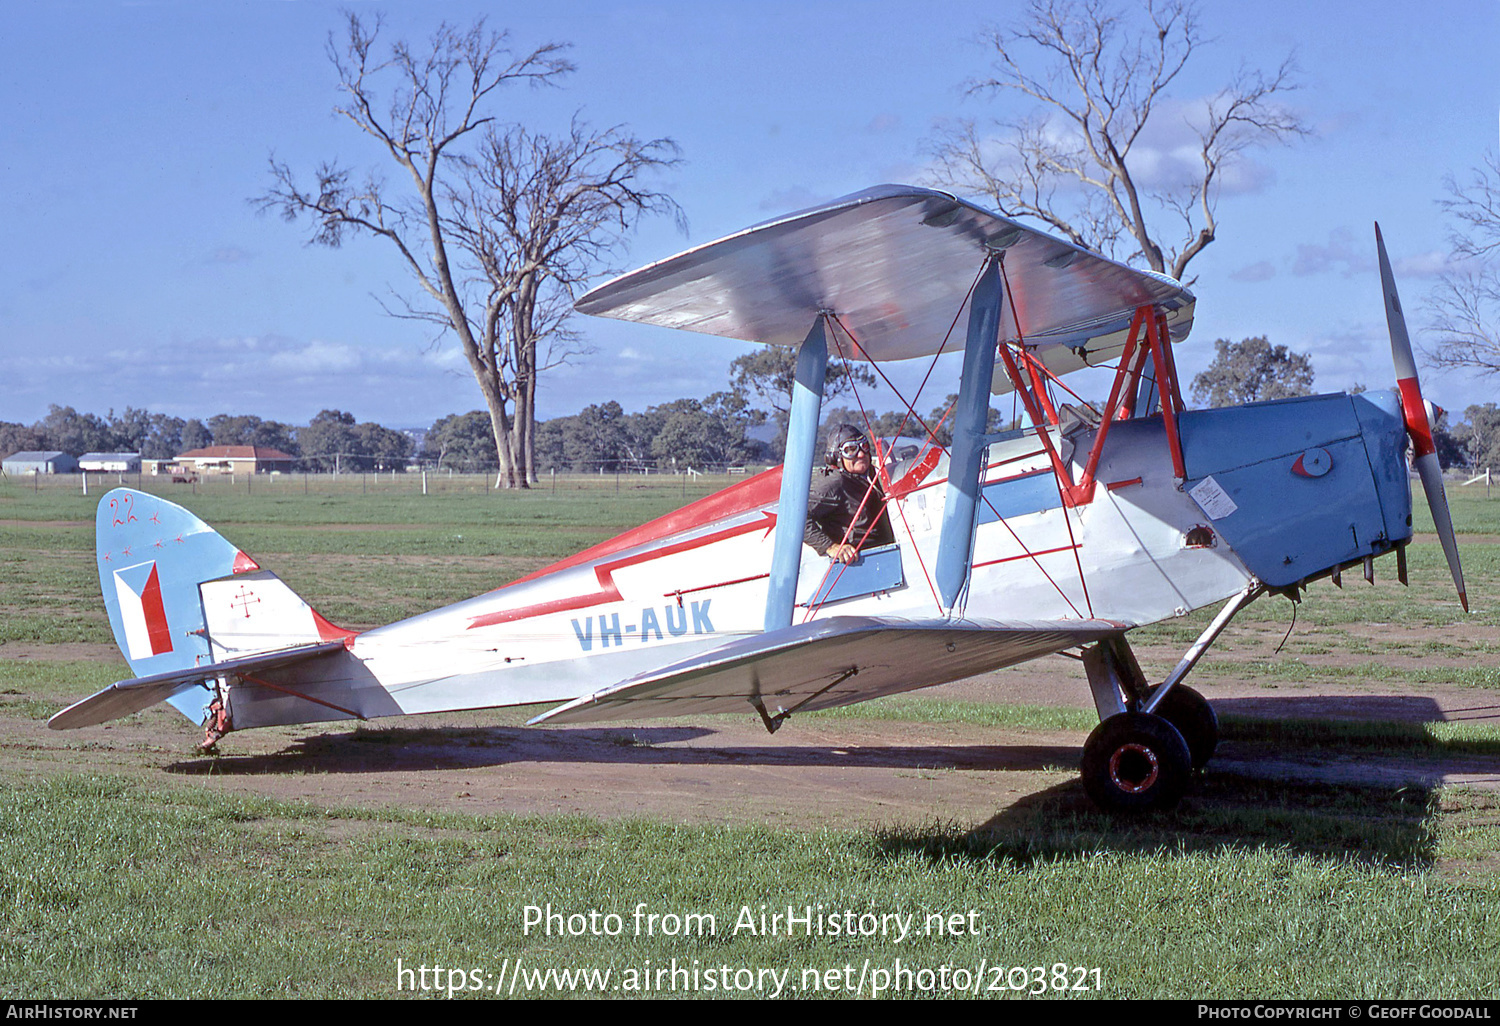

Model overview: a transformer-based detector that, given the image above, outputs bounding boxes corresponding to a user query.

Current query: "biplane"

[50,185,1467,812]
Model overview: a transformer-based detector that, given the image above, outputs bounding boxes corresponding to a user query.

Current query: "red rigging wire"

[800,256,1094,621]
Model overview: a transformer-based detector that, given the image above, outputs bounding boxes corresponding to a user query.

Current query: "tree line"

[9,335,1499,475]
[0,407,413,473]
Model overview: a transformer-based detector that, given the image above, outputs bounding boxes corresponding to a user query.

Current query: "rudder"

[95,488,351,724]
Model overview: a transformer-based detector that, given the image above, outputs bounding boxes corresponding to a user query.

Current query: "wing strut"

[936,254,1004,610]
[996,300,1186,508]
[764,316,829,631]
[749,666,858,734]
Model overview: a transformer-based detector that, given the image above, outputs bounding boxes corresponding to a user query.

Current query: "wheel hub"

[1108,743,1159,793]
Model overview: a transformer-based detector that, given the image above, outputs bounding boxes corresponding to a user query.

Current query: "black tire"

[1081,712,1192,813]
[1152,685,1218,770]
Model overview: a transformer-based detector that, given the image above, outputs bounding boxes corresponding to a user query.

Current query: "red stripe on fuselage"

[468,508,779,629]
[500,467,783,591]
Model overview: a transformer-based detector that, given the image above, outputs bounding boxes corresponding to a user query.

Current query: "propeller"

[1375,222,1468,612]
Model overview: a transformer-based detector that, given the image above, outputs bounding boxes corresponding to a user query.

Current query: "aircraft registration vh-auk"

[51,185,1469,813]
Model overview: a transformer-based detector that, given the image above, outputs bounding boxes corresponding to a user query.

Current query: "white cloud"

[1229,261,1276,283]
[1293,228,1372,278]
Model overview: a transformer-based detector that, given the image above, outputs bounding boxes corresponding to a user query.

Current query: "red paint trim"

[1398,378,1436,458]
[468,509,779,629]
[502,467,783,590]
[232,551,260,574]
[971,543,1081,570]
[142,564,174,656]
[886,446,942,499]
[312,609,359,646]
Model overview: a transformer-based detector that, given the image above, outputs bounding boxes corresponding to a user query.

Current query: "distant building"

[2,451,79,475]
[79,452,142,473]
[173,445,295,475]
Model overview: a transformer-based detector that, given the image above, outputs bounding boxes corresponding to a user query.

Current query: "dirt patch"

[0,642,122,662]
[10,641,1500,831]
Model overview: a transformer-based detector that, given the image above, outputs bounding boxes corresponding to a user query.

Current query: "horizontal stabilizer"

[531,615,1126,726]
[48,639,349,730]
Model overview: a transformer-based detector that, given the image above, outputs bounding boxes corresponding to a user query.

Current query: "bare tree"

[257,14,677,487]
[1426,151,1500,375]
[927,0,1306,284]
[444,119,681,483]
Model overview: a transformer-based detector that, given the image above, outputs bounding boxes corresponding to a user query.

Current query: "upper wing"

[575,184,1194,365]
[530,615,1126,726]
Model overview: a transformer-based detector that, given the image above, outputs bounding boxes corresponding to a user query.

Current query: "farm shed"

[2,451,79,475]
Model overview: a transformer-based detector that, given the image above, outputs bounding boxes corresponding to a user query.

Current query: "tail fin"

[94,488,352,723]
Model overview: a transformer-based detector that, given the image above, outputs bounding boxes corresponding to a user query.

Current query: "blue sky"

[3,0,1498,430]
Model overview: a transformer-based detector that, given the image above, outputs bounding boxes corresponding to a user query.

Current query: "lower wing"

[531,615,1128,725]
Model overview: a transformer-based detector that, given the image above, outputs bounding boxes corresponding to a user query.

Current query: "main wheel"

[1081,713,1192,813]
[1151,685,1218,769]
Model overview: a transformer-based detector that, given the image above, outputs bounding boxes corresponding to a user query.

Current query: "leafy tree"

[180,419,212,451]
[258,15,677,488]
[107,408,185,459]
[424,411,500,471]
[729,348,876,458]
[37,405,114,454]
[729,349,877,416]
[927,0,1306,283]
[647,392,761,469]
[533,417,567,472]
[356,422,414,472]
[1189,337,1314,408]
[297,410,361,472]
[207,414,299,454]
[0,422,46,458]
[1446,404,1500,472]
[563,401,631,471]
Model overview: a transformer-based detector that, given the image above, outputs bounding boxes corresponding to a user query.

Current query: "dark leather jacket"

[803,468,894,555]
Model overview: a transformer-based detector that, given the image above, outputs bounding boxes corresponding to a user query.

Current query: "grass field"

[2,474,1499,1000]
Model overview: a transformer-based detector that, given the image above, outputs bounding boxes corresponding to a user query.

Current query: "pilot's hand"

[828,543,860,565]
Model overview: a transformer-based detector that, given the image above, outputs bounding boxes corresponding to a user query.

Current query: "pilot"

[805,424,894,564]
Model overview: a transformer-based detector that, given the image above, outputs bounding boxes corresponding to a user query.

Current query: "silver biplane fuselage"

[52,187,1459,813]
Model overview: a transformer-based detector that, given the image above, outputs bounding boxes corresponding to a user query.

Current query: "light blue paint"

[976,470,1065,523]
[1177,392,1412,588]
[765,319,828,631]
[803,544,905,607]
[936,257,1001,609]
[1177,393,1364,480]
[1351,390,1414,547]
[94,489,240,723]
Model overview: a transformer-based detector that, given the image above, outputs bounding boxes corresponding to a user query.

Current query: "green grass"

[0,475,735,638]
[2,776,1498,999]
[6,474,1500,999]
